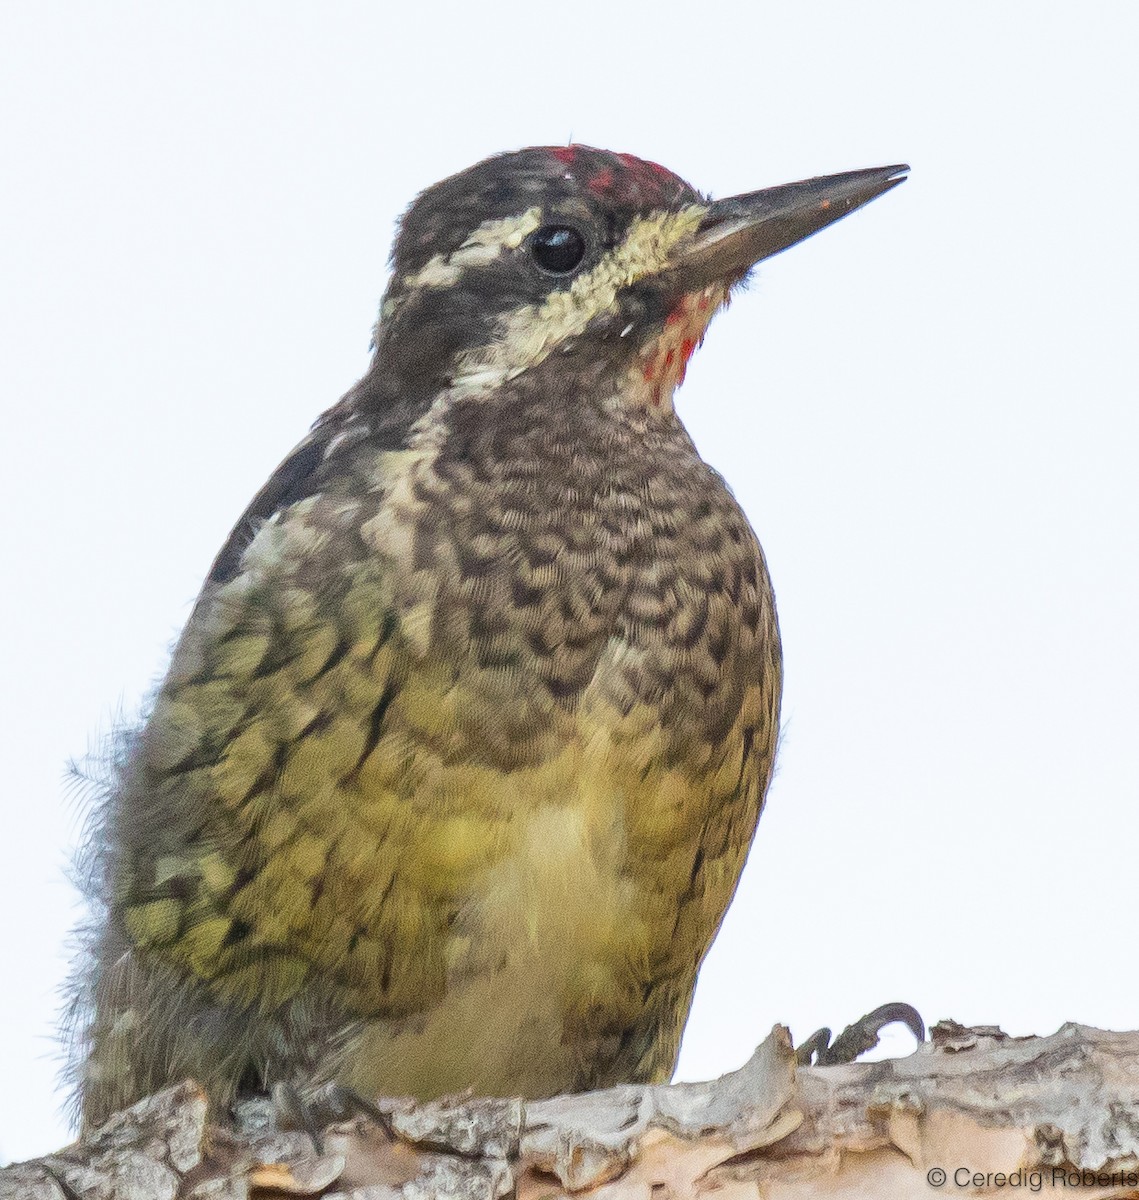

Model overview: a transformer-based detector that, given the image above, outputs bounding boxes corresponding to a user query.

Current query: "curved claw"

[272,1080,328,1155]
[797,1001,925,1067]
[323,1083,398,1142]
[793,1026,834,1067]
[272,1080,397,1154]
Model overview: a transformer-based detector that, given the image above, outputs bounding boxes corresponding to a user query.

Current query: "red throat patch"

[639,289,723,408]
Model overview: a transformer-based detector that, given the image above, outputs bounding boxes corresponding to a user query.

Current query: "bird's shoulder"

[204,369,429,588]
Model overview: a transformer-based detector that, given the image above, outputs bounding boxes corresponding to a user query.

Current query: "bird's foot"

[271,1080,396,1154]
[795,1001,925,1066]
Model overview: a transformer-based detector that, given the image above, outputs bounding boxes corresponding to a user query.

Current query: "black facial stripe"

[379,252,567,386]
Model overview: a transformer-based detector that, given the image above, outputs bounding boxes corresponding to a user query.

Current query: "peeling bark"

[7,1023,1139,1199]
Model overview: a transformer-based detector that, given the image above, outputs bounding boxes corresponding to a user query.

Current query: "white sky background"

[1,0,1137,1164]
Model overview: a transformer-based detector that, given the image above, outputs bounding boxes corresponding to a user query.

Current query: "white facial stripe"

[402,208,544,291]
[452,204,709,391]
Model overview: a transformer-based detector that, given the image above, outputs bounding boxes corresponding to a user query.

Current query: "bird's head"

[372,146,907,413]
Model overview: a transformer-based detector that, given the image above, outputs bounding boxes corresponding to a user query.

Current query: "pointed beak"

[671,164,909,288]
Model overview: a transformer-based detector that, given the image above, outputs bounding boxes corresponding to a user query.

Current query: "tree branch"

[6,1022,1139,1199]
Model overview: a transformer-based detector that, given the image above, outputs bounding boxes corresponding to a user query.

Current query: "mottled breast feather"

[74,145,790,1125]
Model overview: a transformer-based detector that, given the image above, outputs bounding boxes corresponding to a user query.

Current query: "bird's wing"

[110,374,489,1023]
[204,377,396,588]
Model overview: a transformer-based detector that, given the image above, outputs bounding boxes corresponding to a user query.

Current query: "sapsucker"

[68,146,907,1129]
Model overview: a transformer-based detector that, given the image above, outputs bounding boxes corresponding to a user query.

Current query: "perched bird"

[69,146,907,1130]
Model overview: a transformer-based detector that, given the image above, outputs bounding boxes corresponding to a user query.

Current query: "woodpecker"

[69,146,908,1129]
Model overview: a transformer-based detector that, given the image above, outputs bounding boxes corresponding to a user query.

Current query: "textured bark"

[8,1022,1139,1199]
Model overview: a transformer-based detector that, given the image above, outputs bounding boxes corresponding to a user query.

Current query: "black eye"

[530,225,587,274]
